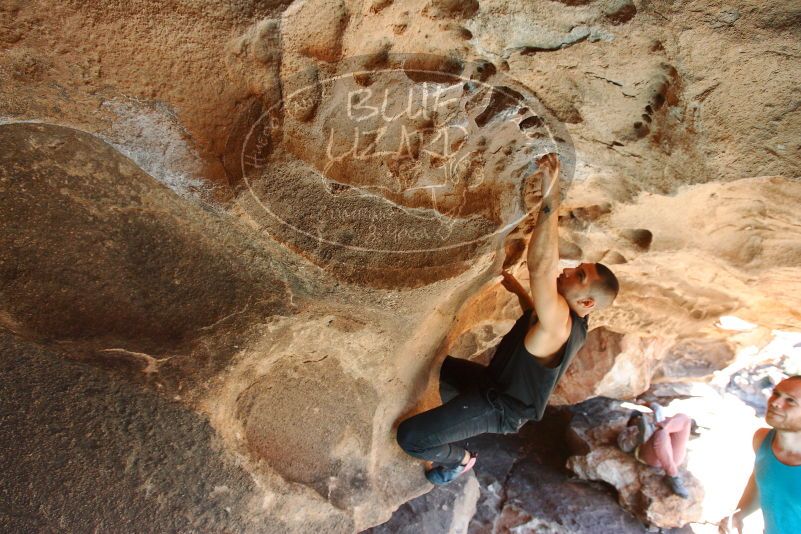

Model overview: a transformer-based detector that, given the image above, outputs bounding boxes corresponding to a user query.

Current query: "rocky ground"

[366,407,655,534]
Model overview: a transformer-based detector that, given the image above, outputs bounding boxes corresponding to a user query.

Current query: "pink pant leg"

[665,414,691,466]
[639,414,691,477]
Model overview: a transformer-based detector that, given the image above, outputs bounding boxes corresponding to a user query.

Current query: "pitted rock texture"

[3,0,800,301]
[1,0,800,531]
[237,52,575,287]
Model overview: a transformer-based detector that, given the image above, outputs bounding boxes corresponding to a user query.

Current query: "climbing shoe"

[425,452,477,485]
[666,475,690,499]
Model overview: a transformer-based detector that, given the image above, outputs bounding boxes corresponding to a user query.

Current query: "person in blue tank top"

[395,154,620,485]
[719,375,801,534]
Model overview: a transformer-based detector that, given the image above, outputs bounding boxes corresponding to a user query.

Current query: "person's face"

[766,379,801,432]
[557,263,600,311]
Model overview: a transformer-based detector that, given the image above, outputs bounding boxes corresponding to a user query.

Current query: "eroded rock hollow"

[1,0,799,532]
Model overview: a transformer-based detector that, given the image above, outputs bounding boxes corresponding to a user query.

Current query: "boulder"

[566,398,703,528]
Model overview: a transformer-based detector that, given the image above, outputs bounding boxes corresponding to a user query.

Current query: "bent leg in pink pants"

[638,414,691,477]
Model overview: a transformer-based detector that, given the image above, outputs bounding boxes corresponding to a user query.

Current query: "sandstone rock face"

[0,331,270,533]
[0,123,291,357]
[238,354,378,507]
[0,120,496,531]
[1,0,800,531]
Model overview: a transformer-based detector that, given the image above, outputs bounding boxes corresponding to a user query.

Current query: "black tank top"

[488,308,588,421]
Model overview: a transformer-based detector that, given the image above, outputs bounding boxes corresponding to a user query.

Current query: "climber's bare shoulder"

[523,295,572,367]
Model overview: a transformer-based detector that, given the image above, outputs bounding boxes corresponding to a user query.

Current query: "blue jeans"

[396,356,525,468]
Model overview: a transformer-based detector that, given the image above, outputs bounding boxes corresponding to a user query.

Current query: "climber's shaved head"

[557,262,619,315]
[591,263,620,308]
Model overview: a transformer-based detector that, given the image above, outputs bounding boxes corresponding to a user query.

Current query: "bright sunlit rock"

[716,316,758,331]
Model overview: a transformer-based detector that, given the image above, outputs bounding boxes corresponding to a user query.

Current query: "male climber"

[396,153,620,485]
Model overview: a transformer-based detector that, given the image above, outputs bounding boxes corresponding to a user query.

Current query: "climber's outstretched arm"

[525,154,570,337]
